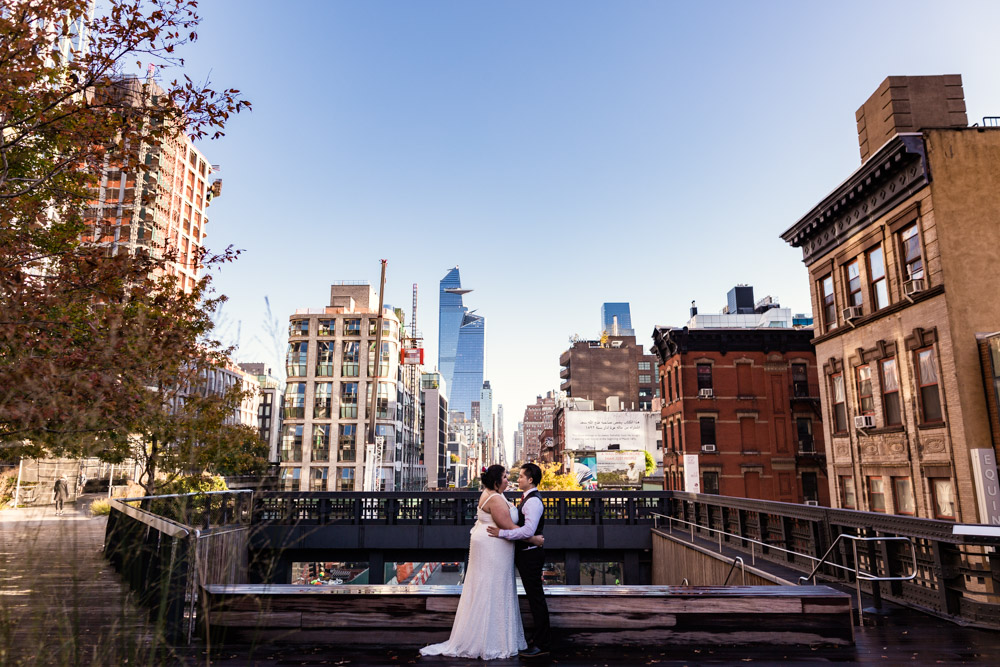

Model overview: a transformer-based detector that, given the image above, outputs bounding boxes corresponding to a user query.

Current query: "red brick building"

[652,327,829,505]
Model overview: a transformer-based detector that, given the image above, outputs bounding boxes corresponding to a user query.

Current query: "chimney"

[690,300,698,318]
[856,75,967,163]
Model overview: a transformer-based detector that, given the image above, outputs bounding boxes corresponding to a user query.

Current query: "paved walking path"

[0,497,160,665]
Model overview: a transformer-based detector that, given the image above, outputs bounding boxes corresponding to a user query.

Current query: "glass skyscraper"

[450,312,485,419]
[601,302,635,336]
[438,267,469,394]
[438,267,485,418]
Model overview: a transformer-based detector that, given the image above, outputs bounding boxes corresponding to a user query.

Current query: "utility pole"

[364,259,388,492]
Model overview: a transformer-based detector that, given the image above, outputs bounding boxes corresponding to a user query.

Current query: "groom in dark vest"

[487,462,550,658]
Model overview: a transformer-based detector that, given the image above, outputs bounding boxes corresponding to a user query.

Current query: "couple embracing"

[421,463,551,660]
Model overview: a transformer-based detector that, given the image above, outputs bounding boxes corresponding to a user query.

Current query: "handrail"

[651,511,917,624]
[723,556,746,586]
[797,534,917,625]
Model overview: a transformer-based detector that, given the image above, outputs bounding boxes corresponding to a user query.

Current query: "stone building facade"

[652,327,829,504]
[781,75,1000,522]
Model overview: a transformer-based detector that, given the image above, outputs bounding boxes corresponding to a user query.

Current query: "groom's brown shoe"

[519,646,549,658]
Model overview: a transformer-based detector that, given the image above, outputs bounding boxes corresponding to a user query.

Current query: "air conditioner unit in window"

[903,278,925,297]
[698,388,714,398]
[702,444,717,453]
[805,500,820,506]
[842,305,864,321]
[854,414,876,430]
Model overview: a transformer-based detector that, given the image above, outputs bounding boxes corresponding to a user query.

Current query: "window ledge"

[869,426,906,434]
[917,422,947,431]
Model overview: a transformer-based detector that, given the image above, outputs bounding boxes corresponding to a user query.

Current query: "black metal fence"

[665,492,1000,629]
[251,490,672,526]
[103,490,253,642]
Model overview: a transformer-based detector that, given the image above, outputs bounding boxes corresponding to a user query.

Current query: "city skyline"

[170,1,1000,461]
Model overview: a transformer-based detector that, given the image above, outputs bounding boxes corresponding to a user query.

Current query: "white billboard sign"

[683,454,701,493]
[563,411,657,451]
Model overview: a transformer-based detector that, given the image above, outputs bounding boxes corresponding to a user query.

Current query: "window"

[674,421,681,452]
[280,467,300,491]
[796,418,814,453]
[281,425,303,462]
[344,318,361,336]
[820,275,836,331]
[900,224,924,281]
[289,319,309,337]
[831,374,848,433]
[930,478,955,520]
[286,341,308,377]
[340,382,358,418]
[868,476,886,512]
[367,382,393,419]
[916,348,943,422]
[840,476,856,509]
[342,341,360,377]
[638,361,651,371]
[674,366,680,399]
[312,425,330,461]
[856,365,874,415]
[845,259,862,308]
[338,467,356,491]
[867,245,888,310]
[316,341,335,377]
[792,363,808,397]
[317,319,335,336]
[893,477,915,515]
[368,341,391,377]
[283,382,305,419]
[638,374,651,383]
[699,417,716,450]
[740,417,756,452]
[314,383,332,419]
[702,471,720,495]
[666,369,673,402]
[310,467,328,491]
[802,472,819,503]
[368,318,394,336]
[880,358,902,426]
[339,424,357,462]
[697,364,713,390]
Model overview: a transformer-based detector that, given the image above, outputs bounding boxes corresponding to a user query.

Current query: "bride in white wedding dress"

[420,465,544,660]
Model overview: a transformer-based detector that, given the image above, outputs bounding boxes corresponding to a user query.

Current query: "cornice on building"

[652,327,816,365]
[780,134,930,265]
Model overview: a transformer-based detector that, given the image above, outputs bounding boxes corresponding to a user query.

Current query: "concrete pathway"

[0,497,162,665]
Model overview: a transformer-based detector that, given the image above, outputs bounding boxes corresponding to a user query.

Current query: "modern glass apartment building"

[279,283,403,491]
[601,302,635,337]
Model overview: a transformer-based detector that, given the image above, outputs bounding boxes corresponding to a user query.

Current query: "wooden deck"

[202,583,854,647]
[0,497,163,665]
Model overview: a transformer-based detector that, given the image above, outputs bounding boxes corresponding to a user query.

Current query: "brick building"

[780,75,1000,522]
[652,326,829,505]
[521,392,558,462]
[559,336,659,411]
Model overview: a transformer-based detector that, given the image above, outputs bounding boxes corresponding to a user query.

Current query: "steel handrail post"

[853,538,863,625]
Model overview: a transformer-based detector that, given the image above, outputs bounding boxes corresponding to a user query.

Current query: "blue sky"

[174,0,1000,460]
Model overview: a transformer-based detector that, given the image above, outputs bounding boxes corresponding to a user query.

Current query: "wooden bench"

[201,584,854,647]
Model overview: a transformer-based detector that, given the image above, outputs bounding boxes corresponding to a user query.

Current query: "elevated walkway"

[201,583,854,647]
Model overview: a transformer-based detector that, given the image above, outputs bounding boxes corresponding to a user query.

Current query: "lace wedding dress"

[420,494,527,660]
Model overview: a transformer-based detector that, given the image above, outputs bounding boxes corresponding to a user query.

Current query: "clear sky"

[174,0,1000,462]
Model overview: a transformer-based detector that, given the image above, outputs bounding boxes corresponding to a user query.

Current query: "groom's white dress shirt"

[498,489,543,550]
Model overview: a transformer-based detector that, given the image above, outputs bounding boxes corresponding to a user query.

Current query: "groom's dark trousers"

[515,546,550,650]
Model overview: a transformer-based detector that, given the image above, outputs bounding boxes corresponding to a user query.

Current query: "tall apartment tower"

[522,393,558,462]
[83,76,221,293]
[420,372,449,489]
[437,266,485,418]
[601,302,635,337]
[280,282,405,491]
[781,75,1000,522]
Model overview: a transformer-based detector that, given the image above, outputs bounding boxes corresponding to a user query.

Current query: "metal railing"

[798,534,917,624]
[722,556,746,586]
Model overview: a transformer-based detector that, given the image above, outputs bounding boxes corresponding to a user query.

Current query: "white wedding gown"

[420,494,527,660]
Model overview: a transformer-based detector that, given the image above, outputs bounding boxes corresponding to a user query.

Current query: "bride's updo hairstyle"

[481,464,506,492]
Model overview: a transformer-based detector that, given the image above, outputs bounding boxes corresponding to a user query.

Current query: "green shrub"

[89,498,111,516]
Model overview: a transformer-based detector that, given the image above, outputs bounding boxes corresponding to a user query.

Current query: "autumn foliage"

[0,0,260,493]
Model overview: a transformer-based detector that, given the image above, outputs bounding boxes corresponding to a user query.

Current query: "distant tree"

[537,462,582,491]
[0,0,256,486]
[644,450,656,476]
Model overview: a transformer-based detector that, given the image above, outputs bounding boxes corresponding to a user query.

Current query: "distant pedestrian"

[79,471,87,493]
[53,475,69,515]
